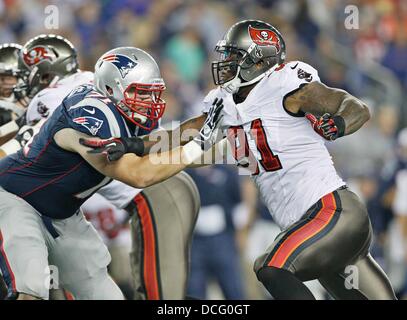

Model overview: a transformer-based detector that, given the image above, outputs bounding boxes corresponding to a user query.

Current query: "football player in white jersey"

[0,42,37,299]
[0,35,201,300]
[83,20,396,299]
[0,43,29,147]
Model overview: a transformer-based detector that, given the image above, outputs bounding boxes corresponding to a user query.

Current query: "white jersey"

[81,193,131,248]
[26,71,94,125]
[26,70,141,208]
[203,61,345,230]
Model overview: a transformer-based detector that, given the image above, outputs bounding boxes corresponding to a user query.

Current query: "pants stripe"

[268,192,339,269]
[63,289,75,300]
[0,230,16,295]
[134,193,161,300]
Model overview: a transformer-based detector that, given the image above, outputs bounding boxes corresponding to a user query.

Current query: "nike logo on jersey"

[291,63,299,70]
[83,108,96,115]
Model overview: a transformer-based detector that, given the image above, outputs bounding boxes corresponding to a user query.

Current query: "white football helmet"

[94,47,165,130]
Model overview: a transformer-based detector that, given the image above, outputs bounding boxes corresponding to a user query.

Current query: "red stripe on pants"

[134,193,160,300]
[268,193,337,268]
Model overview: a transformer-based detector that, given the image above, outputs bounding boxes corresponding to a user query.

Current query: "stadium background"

[1,0,406,299]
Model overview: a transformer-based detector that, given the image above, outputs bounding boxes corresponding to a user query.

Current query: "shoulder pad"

[65,90,122,138]
[202,88,224,113]
[281,61,320,94]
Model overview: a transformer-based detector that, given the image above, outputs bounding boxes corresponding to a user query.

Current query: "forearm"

[0,120,43,158]
[186,137,230,168]
[138,147,189,186]
[0,123,22,158]
[0,120,20,145]
[334,95,370,136]
[141,115,205,155]
[290,82,371,138]
[112,142,203,188]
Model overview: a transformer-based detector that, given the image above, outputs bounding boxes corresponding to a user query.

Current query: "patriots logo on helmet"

[248,25,281,52]
[73,116,104,136]
[102,54,138,79]
[23,46,55,67]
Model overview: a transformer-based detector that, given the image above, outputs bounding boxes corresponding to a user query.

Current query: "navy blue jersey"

[0,84,141,219]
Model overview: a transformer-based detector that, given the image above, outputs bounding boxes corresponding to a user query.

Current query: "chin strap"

[221,62,282,94]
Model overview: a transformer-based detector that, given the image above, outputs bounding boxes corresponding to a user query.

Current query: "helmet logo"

[102,54,138,79]
[248,25,281,52]
[23,46,54,67]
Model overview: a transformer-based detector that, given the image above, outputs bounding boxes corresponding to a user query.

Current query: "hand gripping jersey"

[0,84,141,219]
[203,61,345,230]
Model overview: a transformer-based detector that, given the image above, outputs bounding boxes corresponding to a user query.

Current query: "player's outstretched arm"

[80,98,225,163]
[54,128,198,188]
[141,114,206,155]
[285,81,370,140]
[0,113,27,150]
[0,118,41,159]
[54,99,224,188]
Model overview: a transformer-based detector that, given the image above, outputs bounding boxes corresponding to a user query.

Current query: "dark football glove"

[305,112,345,141]
[79,136,145,161]
[194,97,224,151]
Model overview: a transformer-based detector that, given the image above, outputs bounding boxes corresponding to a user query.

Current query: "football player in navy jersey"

[0,35,202,300]
[0,46,222,300]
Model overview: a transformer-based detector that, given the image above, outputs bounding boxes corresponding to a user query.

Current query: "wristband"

[182,140,204,164]
[0,121,19,137]
[1,139,21,155]
[332,115,346,138]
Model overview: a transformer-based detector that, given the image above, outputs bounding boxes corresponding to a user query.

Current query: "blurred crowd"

[1,0,407,299]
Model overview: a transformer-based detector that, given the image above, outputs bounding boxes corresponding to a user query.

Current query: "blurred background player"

[0,41,30,300]
[186,165,245,299]
[0,43,28,145]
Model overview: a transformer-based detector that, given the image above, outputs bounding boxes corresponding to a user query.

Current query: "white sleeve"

[26,95,47,126]
[97,180,142,209]
[393,170,407,216]
[282,61,321,95]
